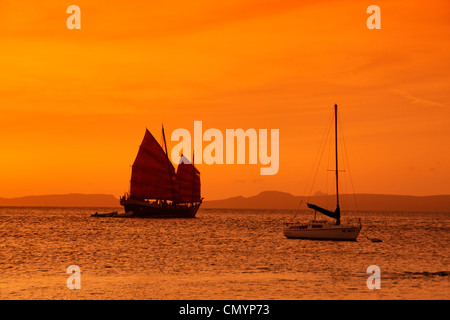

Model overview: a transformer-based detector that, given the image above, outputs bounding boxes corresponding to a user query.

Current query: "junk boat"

[119,126,202,218]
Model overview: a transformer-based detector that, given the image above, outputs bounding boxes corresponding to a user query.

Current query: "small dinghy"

[91,211,118,217]
[91,211,134,218]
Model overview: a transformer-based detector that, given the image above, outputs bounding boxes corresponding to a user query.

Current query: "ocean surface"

[0,207,448,300]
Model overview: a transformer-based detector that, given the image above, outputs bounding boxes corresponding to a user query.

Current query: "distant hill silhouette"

[0,194,119,207]
[1,191,449,212]
[203,191,450,212]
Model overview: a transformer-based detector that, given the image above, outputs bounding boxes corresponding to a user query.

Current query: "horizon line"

[1,191,450,201]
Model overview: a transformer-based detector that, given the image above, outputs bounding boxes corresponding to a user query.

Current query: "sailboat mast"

[334,104,340,223]
[162,124,176,201]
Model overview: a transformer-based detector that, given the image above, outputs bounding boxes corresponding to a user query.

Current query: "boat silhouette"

[283,104,361,240]
[119,125,203,218]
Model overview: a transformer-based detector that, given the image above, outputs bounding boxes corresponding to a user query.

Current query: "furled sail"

[130,129,179,200]
[176,155,201,203]
[307,203,340,221]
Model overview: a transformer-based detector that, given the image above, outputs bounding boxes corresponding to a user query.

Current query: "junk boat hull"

[120,197,201,218]
[283,222,360,241]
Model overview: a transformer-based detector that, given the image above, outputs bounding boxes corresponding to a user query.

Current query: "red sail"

[130,129,179,201]
[176,156,201,203]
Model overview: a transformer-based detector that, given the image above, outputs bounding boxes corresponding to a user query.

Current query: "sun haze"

[0,0,449,200]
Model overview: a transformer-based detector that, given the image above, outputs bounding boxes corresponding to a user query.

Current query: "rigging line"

[338,112,359,216]
[326,121,334,209]
[323,134,330,209]
[290,197,304,222]
[302,111,334,202]
[342,157,349,214]
[306,112,334,204]
[301,113,331,200]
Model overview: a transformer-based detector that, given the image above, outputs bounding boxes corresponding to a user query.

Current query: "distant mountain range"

[0,194,119,207]
[202,191,450,212]
[0,191,449,212]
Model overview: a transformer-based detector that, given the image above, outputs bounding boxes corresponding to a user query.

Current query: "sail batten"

[133,131,175,171]
[129,129,202,204]
[137,144,175,171]
[176,155,201,203]
[130,129,180,201]
[132,164,177,181]
[131,175,177,192]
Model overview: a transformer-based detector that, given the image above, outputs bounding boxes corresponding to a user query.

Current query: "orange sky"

[0,0,449,200]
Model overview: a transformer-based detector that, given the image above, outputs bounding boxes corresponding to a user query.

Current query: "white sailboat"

[283,104,361,241]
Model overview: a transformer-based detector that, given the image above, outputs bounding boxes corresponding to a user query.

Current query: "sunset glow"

[0,0,449,200]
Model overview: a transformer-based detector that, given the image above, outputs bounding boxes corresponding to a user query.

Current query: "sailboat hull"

[120,198,201,218]
[283,224,360,241]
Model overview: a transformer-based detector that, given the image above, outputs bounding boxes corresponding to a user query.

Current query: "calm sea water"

[0,207,448,300]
